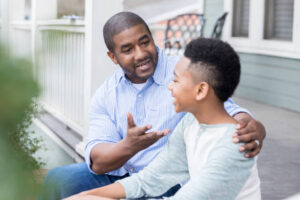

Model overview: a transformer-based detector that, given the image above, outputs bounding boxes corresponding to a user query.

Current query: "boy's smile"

[168,57,198,113]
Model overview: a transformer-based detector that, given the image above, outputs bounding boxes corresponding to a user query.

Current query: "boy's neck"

[192,98,237,125]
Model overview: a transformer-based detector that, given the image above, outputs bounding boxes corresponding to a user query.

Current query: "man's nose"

[135,46,147,60]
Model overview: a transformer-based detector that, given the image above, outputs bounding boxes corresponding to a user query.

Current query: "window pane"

[25,0,31,20]
[232,0,250,37]
[264,0,294,40]
[57,0,85,18]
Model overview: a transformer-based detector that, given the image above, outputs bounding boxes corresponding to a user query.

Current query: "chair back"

[211,12,228,39]
[164,13,206,55]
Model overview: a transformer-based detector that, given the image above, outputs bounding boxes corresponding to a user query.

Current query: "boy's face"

[168,56,199,113]
[107,24,158,83]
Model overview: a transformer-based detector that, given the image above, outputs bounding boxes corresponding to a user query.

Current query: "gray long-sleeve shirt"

[118,114,261,200]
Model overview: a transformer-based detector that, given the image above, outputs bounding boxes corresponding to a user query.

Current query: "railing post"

[0,0,10,45]
[31,0,56,76]
[76,0,124,156]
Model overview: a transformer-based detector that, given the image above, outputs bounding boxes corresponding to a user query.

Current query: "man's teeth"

[137,60,149,67]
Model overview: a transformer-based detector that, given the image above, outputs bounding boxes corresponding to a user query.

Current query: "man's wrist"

[233,112,252,122]
[119,139,138,156]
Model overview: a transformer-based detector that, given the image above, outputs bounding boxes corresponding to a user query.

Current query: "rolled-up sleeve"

[84,85,126,176]
[224,98,252,117]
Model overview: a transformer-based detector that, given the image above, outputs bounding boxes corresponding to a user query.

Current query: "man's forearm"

[90,140,137,174]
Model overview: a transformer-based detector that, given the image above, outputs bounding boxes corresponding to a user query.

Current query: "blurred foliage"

[11,102,46,169]
[0,44,44,199]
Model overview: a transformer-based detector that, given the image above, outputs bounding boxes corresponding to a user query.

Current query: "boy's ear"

[195,82,209,101]
[107,51,118,65]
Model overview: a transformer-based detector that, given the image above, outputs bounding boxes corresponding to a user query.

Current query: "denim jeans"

[38,162,180,199]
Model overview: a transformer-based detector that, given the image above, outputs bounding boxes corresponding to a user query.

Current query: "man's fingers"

[138,125,152,134]
[144,130,168,141]
[238,140,258,152]
[233,132,256,144]
[235,120,247,130]
[244,147,261,158]
[127,112,136,128]
[234,126,256,136]
[159,129,170,136]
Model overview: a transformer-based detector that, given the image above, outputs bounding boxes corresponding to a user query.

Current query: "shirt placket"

[135,91,145,125]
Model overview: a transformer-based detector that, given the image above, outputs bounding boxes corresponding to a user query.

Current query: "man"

[39,12,266,199]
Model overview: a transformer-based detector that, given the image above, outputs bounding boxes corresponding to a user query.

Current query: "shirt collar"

[152,46,167,85]
[116,46,167,85]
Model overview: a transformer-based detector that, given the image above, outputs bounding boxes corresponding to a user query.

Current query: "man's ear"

[195,82,209,101]
[107,51,118,65]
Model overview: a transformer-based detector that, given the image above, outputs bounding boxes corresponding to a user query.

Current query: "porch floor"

[233,96,300,200]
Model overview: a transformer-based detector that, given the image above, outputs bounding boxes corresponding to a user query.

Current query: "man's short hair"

[103,11,152,52]
[184,38,241,102]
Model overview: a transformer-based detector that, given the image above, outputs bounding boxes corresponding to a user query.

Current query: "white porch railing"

[0,19,2,36]
[37,21,85,135]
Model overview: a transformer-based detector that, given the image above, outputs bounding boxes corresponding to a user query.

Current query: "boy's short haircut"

[184,38,241,102]
[103,11,152,52]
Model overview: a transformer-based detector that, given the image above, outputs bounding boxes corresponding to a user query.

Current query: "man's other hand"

[124,112,170,154]
[233,112,266,158]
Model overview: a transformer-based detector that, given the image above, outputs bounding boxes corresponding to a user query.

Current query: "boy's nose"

[168,82,173,90]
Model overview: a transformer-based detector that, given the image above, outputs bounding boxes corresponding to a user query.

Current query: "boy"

[66,38,261,200]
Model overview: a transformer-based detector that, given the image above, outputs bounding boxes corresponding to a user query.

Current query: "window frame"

[223,0,300,59]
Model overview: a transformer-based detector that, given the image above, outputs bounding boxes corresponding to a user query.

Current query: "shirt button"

[138,94,142,98]
[130,168,133,172]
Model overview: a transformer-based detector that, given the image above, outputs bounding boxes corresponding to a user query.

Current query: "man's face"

[168,57,198,113]
[108,24,158,83]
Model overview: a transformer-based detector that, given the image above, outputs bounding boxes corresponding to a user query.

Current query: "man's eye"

[173,79,178,83]
[123,48,132,53]
[141,40,149,45]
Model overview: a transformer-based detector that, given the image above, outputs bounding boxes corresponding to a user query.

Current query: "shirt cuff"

[224,98,253,117]
[117,174,143,199]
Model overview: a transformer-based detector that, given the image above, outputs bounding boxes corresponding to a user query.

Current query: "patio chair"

[211,12,228,39]
[164,13,206,55]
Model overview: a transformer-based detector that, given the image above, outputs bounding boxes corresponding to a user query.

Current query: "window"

[224,0,300,59]
[232,0,250,37]
[25,0,31,20]
[57,0,85,18]
[264,0,294,41]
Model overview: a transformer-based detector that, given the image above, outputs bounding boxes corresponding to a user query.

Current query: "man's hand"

[124,113,170,154]
[233,112,266,158]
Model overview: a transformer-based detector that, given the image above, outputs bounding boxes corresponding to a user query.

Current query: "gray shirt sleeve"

[117,115,193,199]
[166,126,255,200]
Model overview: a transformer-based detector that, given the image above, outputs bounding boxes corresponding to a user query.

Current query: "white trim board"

[146,2,204,24]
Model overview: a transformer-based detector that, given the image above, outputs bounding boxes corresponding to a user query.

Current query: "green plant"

[11,102,46,169]
[0,44,43,199]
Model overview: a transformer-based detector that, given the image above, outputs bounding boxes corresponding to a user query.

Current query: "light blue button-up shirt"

[85,47,250,176]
